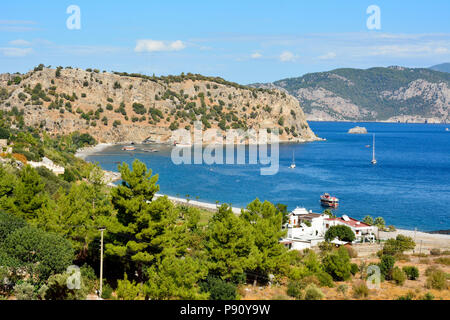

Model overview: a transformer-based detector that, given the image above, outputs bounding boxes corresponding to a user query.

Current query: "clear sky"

[1,0,449,83]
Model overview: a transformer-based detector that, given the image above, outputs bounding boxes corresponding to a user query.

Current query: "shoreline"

[76,143,449,239]
[154,193,243,215]
[75,143,114,160]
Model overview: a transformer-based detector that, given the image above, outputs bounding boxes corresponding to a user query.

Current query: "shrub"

[304,284,324,300]
[286,280,303,299]
[101,283,113,299]
[379,255,395,279]
[316,271,334,288]
[106,104,113,111]
[45,272,88,300]
[402,266,419,280]
[421,292,435,300]
[337,284,348,296]
[14,282,36,300]
[391,267,406,285]
[322,247,352,281]
[352,281,369,299]
[132,103,146,115]
[200,276,237,300]
[397,291,415,300]
[425,269,447,290]
[350,263,359,276]
[324,225,355,242]
[318,241,334,255]
[0,127,10,139]
[113,120,121,128]
[116,274,142,300]
[383,235,415,256]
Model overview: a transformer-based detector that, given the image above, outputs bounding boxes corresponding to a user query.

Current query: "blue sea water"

[86,122,450,232]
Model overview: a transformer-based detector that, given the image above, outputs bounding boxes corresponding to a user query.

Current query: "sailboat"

[371,134,377,165]
[290,150,296,169]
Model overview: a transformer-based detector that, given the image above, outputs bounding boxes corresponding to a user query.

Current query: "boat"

[122,146,136,151]
[446,128,449,132]
[289,150,296,169]
[143,148,158,153]
[320,193,339,208]
[371,134,377,165]
[174,143,192,148]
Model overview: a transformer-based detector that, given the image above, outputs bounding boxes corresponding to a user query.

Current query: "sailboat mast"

[372,134,375,160]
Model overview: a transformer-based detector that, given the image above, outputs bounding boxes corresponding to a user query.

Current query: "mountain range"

[251,66,450,123]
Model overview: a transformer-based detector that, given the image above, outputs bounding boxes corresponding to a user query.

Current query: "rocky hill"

[0,66,318,144]
[252,66,450,123]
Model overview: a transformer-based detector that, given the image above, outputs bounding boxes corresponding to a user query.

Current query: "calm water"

[87,122,450,231]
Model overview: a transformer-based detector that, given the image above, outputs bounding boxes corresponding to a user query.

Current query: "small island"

[348,126,368,134]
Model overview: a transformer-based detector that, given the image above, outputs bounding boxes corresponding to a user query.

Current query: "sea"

[86,122,450,232]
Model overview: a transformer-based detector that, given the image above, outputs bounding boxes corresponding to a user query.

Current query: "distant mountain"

[429,63,450,73]
[251,66,450,123]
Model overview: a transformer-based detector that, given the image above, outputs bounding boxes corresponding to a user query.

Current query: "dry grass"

[240,254,450,300]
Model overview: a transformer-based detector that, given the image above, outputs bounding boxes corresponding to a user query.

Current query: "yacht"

[371,134,377,165]
[290,150,296,169]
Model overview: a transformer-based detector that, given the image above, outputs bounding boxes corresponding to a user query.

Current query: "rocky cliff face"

[0,67,318,144]
[252,66,450,123]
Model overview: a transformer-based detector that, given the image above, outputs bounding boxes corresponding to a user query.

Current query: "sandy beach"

[154,193,243,214]
[397,229,450,251]
[75,143,114,160]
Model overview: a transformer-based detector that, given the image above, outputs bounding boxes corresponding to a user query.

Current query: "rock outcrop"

[348,126,368,134]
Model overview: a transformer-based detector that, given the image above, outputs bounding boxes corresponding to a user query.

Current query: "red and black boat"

[320,193,339,208]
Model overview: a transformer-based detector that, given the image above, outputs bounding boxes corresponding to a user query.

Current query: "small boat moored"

[320,193,339,208]
[122,146,136,151]
[290,150,296,169]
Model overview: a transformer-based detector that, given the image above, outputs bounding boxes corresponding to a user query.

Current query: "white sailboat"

[371,134,377,165]
[290,150,296,169]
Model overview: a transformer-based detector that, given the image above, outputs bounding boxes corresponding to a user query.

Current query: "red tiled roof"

[325,217,371,228]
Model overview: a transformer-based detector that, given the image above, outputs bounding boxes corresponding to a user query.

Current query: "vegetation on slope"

[272,66,450,121]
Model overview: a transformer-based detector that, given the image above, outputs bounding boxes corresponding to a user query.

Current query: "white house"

[28,157,65,175]
[324,215,377,243]
[282,207,327,250]
[281,208,378,250]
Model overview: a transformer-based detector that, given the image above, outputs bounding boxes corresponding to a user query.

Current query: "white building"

[281,208,377,250]
[282,207,327,250]
[28,157,65,175]
[324,215,377,243]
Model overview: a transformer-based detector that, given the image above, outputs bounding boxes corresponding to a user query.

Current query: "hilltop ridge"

[0,65,318,144]
[251,66,450,123]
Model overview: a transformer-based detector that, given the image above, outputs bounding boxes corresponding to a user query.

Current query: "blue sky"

[1,0,450,83]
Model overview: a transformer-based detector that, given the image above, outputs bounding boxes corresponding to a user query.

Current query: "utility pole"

[99,227,106,299]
